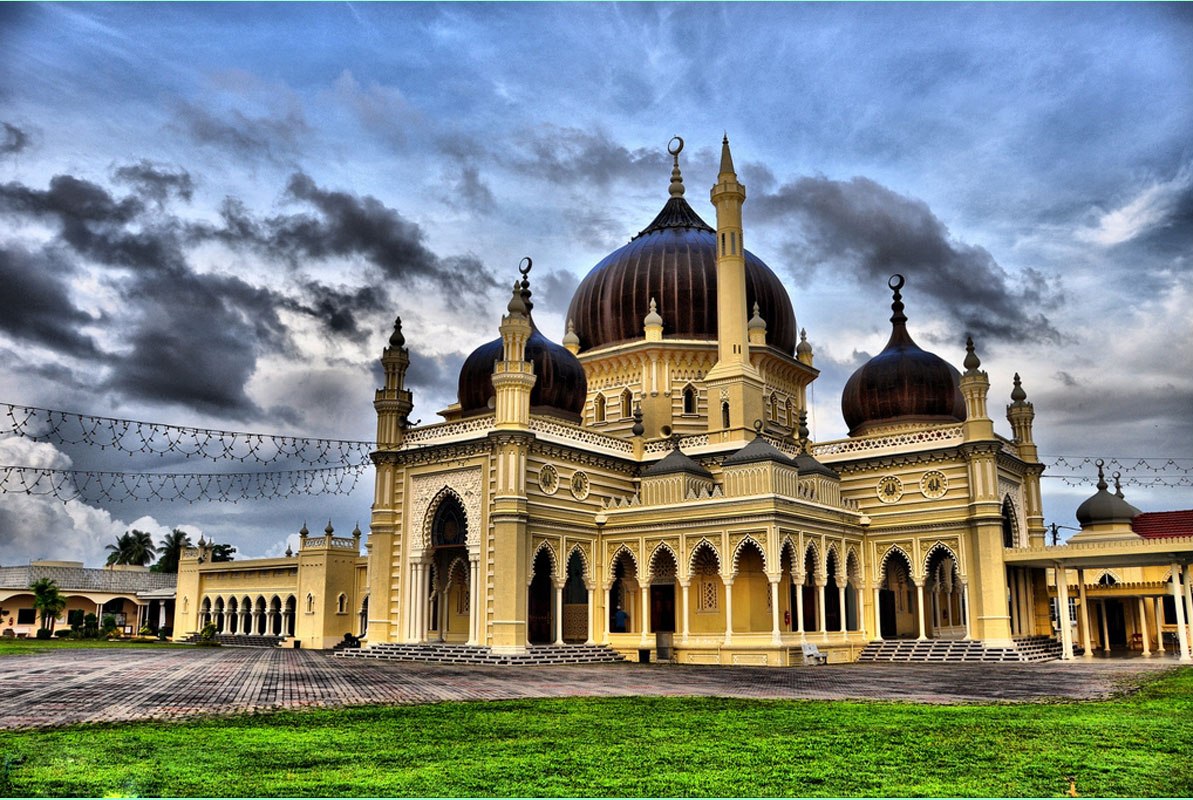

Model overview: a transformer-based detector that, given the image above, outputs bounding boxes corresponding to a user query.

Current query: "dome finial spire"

[888,274,908,328]
[963,335,981,373]
[1095,458,1108,491]
[389,315,405,348]
[518,256,533,312]
[1113,471,1125,499]
[1010,372,1027,404]
[667,136,685,198]
[719,133,736,177]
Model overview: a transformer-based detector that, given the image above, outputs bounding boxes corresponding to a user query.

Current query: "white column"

[1057,566,1074,660]
[1155,597,1165,654]
[438,589,448,641]
[639,584,651,646]
[467,558,479,646]
[406,563,418,641]
[1099,600,1111,653]
[796,580,806,637]
[1170,563,1190,662]
[1183,565,1193,650]
[961,582,972,640]
[872,587,883,641]
[723,579,734,646]
[838,582,847,634]
[770,577,782,645]
[554,582,565,646]
[680,581,690,644]
[1077,569,1093,659]
[585,581,594,645]
[915,582,927,641]
[817,581,828,640]
[1138,597,1151,656]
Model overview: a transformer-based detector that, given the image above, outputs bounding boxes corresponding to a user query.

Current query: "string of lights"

[1042,455,1193,475]
[1041,474,1193,488]
[1,403,375,467]
[0,464,368,504]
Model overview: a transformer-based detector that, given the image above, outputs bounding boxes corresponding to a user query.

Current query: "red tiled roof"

[1132,510,1193,539]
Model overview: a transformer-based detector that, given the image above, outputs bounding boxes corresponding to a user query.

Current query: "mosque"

[169,136,1193,665]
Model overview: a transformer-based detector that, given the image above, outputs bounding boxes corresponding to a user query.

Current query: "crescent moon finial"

[667,136,684,157]
[888,274,905,291]
[519,256,533,277]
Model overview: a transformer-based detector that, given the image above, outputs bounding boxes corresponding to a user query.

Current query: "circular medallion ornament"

[539,464,559,495]
[876,475,904,504]
[570,471,591,500]
[919,470,948,499]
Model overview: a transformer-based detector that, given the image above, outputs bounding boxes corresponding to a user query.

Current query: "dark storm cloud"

[530,269,580,317]
[1,122,30,155]
[171,100,309,162]
[106,270,289,418]
[445,164,496,214]
[511,126,667,188]
[112,160,195,207]
[199,172,498,303]
[403,345,469,413]
[286,281,388,342]
[0,245,100,358]
[753,175,1064,344]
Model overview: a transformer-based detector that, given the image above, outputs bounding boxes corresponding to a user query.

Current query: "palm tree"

[153,529,192,573]
[30,578,67,632]
[105,529,157,566]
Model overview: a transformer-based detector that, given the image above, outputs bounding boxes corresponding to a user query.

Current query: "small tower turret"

[959,335,994,441]
[796,328,813,366]
[562,318,580,355]
[747,302,767,346]
[644,298,664,342]
[1006,372,1037,459]
[375,316,414,448]
[491,259,538,431]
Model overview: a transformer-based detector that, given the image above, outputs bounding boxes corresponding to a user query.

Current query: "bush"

[138,626,153,636]
[100,615,118,634]
[82,613,99,639]
[67,609,85,631]
[54,629,73,638]
[35,629,52,640]
[195,621,220,647]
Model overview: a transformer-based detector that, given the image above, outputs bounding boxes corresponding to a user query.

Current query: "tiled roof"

[0,565,176,594]
[1132,510,1193,539]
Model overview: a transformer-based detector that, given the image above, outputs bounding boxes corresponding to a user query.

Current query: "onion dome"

[796,328,812,359]
[388,316,405,348]
[457,265,588,419]
[841,275,966,436]
[565,137,797,354]
[1076,460,1141,526]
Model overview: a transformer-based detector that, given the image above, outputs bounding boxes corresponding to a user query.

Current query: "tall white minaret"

[704,135,764,443]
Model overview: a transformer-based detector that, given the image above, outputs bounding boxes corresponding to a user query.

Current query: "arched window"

[769,394,778,421]
[1001,498,1017,548]
[682,386,696,415]
[721,401,730,429]
[337,593,347,614]
[431,493,467,548]
[620,389,632,419]
[305,594,314,614]
[594,394,606,423]
[1098,573,1117,587]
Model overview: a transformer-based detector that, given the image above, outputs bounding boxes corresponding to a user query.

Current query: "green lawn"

[0,637,189,655]
[1,668,1190,797]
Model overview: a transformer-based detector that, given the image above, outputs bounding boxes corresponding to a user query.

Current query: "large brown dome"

[841,276,965,436]
[565,196,797,354]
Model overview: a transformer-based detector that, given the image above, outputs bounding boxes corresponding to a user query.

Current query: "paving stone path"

[0,647,1183,730]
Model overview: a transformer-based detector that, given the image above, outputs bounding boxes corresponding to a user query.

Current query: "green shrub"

[82,613,99,639]
[138,626,153,636]
[195,621,220,647]
[35,629,52,640]
[54,629,73,638]
[67,609,85,631]
[100,615,117,634]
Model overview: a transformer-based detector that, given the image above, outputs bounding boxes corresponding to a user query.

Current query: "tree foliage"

[152,529,193,573]
[105,530,157,566]
[29,578,66,631]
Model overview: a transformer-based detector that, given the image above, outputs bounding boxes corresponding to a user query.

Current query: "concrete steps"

[857,636,1060,663]
[335,642,627,666]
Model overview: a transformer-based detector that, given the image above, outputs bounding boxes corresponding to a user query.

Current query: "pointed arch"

[1001,495,1020,548]
[682,384,697,415]
[802,539,822,580]
[877,545,913,582]
[530,539,559,583]
[594,393,606,423]
[445,555,470,589]
[565,543,590,582]
[609,544,639,577]
[922,541,961,578]
[825,541,842,572]
[424,488,469,550]
[731,535,768,574]
[648,542,680,581]
[620,388,633,419]
[779,535,799,576]
[687,538,722,580]
[845,547,862,587]
[1095,569,1121,586]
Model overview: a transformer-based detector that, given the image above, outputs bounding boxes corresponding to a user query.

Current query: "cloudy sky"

[1,3,1190,565]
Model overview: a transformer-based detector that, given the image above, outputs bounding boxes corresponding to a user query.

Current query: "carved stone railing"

[528,417,634,456]
[642,433,709,455]
[301,536,360,551]
[813,426,964,459]
[401,415,495,446]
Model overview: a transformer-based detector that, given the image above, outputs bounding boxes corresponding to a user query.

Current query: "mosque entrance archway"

[527,548,554,645]
[1103,600,1127,648]
[879,551,917,639]
[429,492,470,642]
[562,550,588,644]
[825,550,842,632]
[650,586,675,632]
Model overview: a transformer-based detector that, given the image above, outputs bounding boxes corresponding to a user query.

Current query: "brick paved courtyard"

[0,647,1183,730]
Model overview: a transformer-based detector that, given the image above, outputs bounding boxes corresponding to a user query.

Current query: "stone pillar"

[585,581,595,645]
[838,582,847,634]
[1170,563,1190,662]
[639,584,651,646]
[680,581,691,644]
[1077,569,1093,659]
[1056,566,1074,660]
[915,582,927,641]
[817,580,828,640]
[554,582,565,646]
[1099,600,1111,654]
[1155,597,1166,655]
[872,586,883,641]
[1183,565,1193,651]
[467,556,480,646]
[796,579,807,637]
[769,576,782,645]
[438,588,448,641]
[723,579,734,646]
[1138,597,1151,656]
[962,581,972,640]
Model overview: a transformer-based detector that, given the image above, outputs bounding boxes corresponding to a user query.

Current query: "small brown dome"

[1075,462,1141,527]
[457,315,587,419]
[565,196,797,354]
[841,276,965,435]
